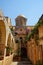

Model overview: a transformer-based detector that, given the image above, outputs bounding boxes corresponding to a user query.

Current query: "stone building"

[0,10,43,65]
[8,15,33,61]
[11,14,43,64]
[0,11,18,65]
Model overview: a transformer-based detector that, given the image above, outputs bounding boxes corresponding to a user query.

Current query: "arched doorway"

[11,39,14,53]
[6,33,11,56]
[7,34,11,47]
[0,20,6,60]
[21,47,27,60]
[20,37,27,60]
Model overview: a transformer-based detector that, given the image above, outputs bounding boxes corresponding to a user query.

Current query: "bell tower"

[15,15,27,59]
[15,15,27,29]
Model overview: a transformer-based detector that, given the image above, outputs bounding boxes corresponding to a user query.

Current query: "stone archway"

[0,20,6,60]
[21,47,27,60]
[6,33,11,56]
[7,34,11,47]
[19,37,27,61]
[11,39,14,53]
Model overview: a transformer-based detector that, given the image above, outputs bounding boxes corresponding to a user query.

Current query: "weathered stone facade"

[0,11,18,65]
[0,10,43,65]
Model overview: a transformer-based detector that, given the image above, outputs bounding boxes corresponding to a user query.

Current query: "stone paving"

[11,56,33,65]
[11,61,33,65]
[11,62,18,65]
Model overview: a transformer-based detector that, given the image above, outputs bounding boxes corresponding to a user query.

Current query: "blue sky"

[0,0,43,26]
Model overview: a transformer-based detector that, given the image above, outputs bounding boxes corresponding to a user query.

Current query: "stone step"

[18,61,33,65]
[13,56,33,65]
[11,61,33,65]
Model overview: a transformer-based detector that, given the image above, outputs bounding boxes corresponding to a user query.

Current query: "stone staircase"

[13,57,33,65]
[17,61,33,65]
[20,58,33,65]
[11,61,33,65]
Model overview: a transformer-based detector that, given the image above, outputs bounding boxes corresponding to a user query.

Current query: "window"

[20,37,22,40]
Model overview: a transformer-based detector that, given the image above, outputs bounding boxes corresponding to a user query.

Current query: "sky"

[0,0,43,26]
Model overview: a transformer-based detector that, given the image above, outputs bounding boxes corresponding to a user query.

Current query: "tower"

[15,15,27,29]
[15,15,27,59]
[15,15,27,46]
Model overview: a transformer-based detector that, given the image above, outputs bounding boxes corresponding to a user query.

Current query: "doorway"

[21,47,27,60]
[20,37,27,61]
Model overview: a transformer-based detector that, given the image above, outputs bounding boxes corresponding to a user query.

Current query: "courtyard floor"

[11,61,33,65]
[10,62,18,65]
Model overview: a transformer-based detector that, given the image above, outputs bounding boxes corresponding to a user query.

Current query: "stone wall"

[0,53,14,65]
[0,12,17,65]
[27,41,42,64]
[0,61,3,65]
[5,54,14,65]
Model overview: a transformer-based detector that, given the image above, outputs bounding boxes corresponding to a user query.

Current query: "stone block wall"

[27,41,42,64]
[0,54,14,65]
